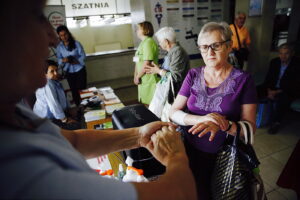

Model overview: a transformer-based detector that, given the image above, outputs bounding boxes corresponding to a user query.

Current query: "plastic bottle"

[136,169,148,182]
[123,168,137,182]
[125,156,134,167]
[123,157,137,182]
[118,164,126,180]
[123,166,148,182]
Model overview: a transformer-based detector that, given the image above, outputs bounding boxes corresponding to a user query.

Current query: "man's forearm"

[61,128,140,159]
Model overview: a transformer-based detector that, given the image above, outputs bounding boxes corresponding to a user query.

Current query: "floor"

[254,111,299,200]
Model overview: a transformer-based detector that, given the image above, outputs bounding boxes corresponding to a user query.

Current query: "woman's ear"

[166,39,171,47]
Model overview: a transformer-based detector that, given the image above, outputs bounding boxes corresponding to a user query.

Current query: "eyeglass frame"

[198,40,231,53]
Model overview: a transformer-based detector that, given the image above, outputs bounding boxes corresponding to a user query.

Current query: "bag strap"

[238,121,248,144]
[238,121,254,145]
[233,24,242,49]
[169,74,175,101]
[233,122,241,147]
[242,121,254,144]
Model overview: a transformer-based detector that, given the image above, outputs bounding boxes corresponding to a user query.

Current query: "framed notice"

[249,0,263,17]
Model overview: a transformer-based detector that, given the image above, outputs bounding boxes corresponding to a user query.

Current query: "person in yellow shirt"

[230,12,251,69]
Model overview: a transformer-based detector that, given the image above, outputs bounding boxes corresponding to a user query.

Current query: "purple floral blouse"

[179,66,257,153]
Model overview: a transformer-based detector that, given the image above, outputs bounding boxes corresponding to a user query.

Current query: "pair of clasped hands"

[140,113,229,164]
[139,122,186,166]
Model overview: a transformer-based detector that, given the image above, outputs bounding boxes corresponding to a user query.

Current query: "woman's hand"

[66,118,78,124]
[188,121,221,142]
[145,62,160,74]
[203,113,229,131]
[138,121,177,148]
[134,76,140,85]
[145,125,186,166]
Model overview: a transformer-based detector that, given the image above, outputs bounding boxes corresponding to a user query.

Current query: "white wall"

[69,23,134,54]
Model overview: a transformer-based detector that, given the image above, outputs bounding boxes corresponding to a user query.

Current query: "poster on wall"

[197,6,210,28]
[249,0,263,16]
[44,5,66,61]
[150,0,225,57]
[44,5,66,30]
[182,1,199,55]
[167,7,181,30]
[150,0,168,31]
[150,0,169,58]
[211,0,222,8]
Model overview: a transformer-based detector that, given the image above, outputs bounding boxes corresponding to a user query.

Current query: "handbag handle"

[233,122,241,147]
[169,74,175,101]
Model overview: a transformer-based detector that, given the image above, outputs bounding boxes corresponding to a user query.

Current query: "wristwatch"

[225,121,233,132]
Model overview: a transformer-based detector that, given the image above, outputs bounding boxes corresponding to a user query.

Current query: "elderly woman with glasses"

[145,27,190,97]
[169,22,257,199]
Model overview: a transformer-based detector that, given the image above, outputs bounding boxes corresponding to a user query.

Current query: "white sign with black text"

[62,0,117,17]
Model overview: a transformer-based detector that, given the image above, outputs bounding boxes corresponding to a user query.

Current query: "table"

[80,87,126,177]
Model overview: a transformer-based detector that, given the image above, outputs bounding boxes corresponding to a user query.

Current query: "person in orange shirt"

[230,12,251,69]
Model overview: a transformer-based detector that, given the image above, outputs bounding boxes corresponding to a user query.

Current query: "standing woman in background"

[56,25,87,106]
[133,21,160,105]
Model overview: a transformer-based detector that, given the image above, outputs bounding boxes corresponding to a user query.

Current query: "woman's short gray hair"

[197,22,232,45]
[155,27,176,43]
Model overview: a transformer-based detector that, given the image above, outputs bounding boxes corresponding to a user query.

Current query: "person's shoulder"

[291,56,300,64]
[270,57,281,65]
[229,24,235,31]
[143,38,158,51]
[191,66,203,71]
[47,79,58,89]
[170,44,183,55]
[231,67,253,81]
[243,26,250,31]
[188,66,203,75]
[144,37,157,45]
[288,56,300,71]
[271,56,280,61]
[75,40,83,47]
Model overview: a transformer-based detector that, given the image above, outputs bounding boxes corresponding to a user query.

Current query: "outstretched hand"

[204,113,228,131]
[188,121,221,142]
[144,62,160,74]
[133,76,140,85]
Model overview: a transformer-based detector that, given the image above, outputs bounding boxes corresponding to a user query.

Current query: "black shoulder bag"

[211,122,266,200]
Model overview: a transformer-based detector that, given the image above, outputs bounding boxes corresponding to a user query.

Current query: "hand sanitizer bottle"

[118,164,126,180]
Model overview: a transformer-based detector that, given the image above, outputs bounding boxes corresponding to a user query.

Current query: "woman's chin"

[206,62,217,67]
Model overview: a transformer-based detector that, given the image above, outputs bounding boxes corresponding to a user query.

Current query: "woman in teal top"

[134,21,160,105]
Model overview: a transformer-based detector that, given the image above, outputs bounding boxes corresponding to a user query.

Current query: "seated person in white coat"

[34,60,78,128]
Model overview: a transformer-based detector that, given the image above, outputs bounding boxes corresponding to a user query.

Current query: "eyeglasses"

[198,40,230,53]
